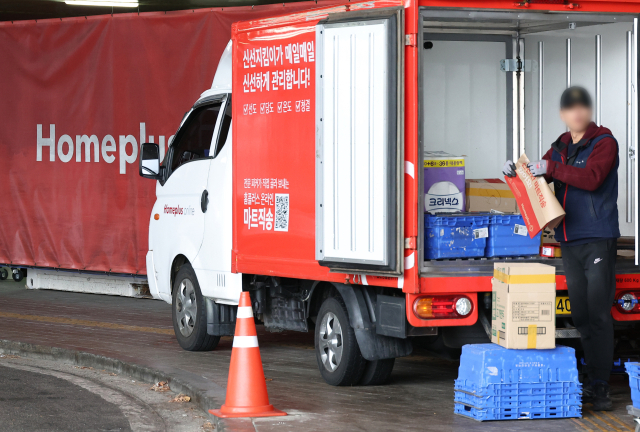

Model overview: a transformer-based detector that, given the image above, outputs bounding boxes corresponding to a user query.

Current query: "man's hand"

[527,160,548,177]
[502,160,517,177]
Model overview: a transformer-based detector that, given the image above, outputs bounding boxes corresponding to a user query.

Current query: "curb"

[0,339,252,431]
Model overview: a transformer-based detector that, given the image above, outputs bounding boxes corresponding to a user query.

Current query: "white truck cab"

[141,41,242,351]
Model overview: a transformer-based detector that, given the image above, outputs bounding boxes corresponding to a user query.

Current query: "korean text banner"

[0,3,333,274]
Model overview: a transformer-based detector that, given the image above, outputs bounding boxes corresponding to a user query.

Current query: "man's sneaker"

[582,380,595,404]
[591,381,613,411]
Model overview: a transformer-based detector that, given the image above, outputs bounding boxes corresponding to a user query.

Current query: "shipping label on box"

[465,178,517,213]
[540,245,562,258]
[424,151,465,213]
[505,153,565,238]
[491,262,556,349]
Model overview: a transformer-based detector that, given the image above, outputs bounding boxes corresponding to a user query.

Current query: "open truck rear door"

[635,18,640,266]
[315,7,404,275]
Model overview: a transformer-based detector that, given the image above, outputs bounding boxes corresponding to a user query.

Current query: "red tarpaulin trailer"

[0,2,342,275]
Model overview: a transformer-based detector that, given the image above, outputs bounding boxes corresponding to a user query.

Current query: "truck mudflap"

[205,298,237,336]
[333,284,412,361]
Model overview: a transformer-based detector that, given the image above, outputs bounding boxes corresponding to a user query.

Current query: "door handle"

[201,190,209,213]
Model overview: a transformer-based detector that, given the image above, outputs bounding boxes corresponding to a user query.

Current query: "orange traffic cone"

[209,292,286,418]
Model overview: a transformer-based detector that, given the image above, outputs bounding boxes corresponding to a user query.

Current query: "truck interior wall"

[418,9,638,269]
[422,37,510,178]
[523,22,634,236]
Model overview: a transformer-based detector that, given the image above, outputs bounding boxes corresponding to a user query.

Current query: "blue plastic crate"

[486,214,542,257]
[614,357,640,373]
[454,390,581,409]
[454,381,582,397]
[631,377,640,409]
[627,362,640,376]
[455,344,580,392]
[626,363,640,409]
[424,214,490,259]
[454,402,581,421]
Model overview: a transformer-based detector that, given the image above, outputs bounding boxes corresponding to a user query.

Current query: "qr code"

[274,193,289,232]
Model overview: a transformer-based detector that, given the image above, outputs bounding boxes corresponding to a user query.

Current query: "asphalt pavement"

[0,275,638,431]
[0,362,131,431]
[0,354,212,432]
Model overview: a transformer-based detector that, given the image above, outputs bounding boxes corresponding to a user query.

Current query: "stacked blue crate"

[486,214,542,257]
[424,214,490,259]
[626,362,640,409]
[454,344,582,421]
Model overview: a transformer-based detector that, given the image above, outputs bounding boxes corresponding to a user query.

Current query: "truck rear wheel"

[358,358,395,386]
[315,296,366,386]
[12,268,23,282]
[0,268,7,280]
[172,263,220,351]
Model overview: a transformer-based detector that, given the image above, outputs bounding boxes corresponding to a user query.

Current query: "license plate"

[556,296,571,316]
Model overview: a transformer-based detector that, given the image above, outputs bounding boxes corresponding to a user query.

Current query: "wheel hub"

[176,279,197,337]
[319,311,343,372]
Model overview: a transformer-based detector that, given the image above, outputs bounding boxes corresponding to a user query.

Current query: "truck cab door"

[315,7,404,275]
[192,95,242,302]
[152,98,224,295]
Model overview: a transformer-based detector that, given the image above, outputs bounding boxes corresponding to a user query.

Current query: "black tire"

[359,358,395,386]
[12,269,23,283]
[0,268,7,281]
[172,263,220,351]
[315,296,366,386]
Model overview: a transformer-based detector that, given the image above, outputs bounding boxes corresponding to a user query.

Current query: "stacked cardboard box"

[465,179,517,213]
[491,263,556,349]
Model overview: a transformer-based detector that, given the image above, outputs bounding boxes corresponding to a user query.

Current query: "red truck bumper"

[409,274,640,327]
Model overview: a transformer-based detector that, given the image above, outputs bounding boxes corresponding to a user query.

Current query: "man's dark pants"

[561,239,617,382]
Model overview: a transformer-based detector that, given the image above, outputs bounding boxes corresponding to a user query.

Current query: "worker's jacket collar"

[551,122,601,154]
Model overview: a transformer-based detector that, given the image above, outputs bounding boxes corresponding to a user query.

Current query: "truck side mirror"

[139,143,161,179]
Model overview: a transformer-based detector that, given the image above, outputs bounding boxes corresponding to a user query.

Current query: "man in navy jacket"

[503,87,619,411]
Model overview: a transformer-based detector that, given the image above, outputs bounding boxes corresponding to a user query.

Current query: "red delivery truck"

[139,0,640,386]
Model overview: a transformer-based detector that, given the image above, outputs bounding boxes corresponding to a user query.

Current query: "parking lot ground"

[0,355,208,432]
[0,278,636,432]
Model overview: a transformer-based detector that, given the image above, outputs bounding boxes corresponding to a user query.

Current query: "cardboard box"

[505,153,565,238]
[541,183,556,243]
[424,151,465,213]
[491,262,556,349]
[465,179,517,213]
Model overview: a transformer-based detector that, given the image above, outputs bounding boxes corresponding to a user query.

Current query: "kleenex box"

[424,151,465,213]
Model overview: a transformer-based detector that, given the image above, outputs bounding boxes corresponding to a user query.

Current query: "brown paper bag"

[504,154,565,238]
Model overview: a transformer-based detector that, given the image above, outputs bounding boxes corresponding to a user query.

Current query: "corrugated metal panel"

[316,19,390,266]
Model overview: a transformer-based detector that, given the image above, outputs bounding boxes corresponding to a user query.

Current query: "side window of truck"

[168,102,221,175]
[213,97,231,158]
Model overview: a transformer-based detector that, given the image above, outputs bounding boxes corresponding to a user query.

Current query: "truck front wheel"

[315,296,366,386]
[172,263,220,351]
